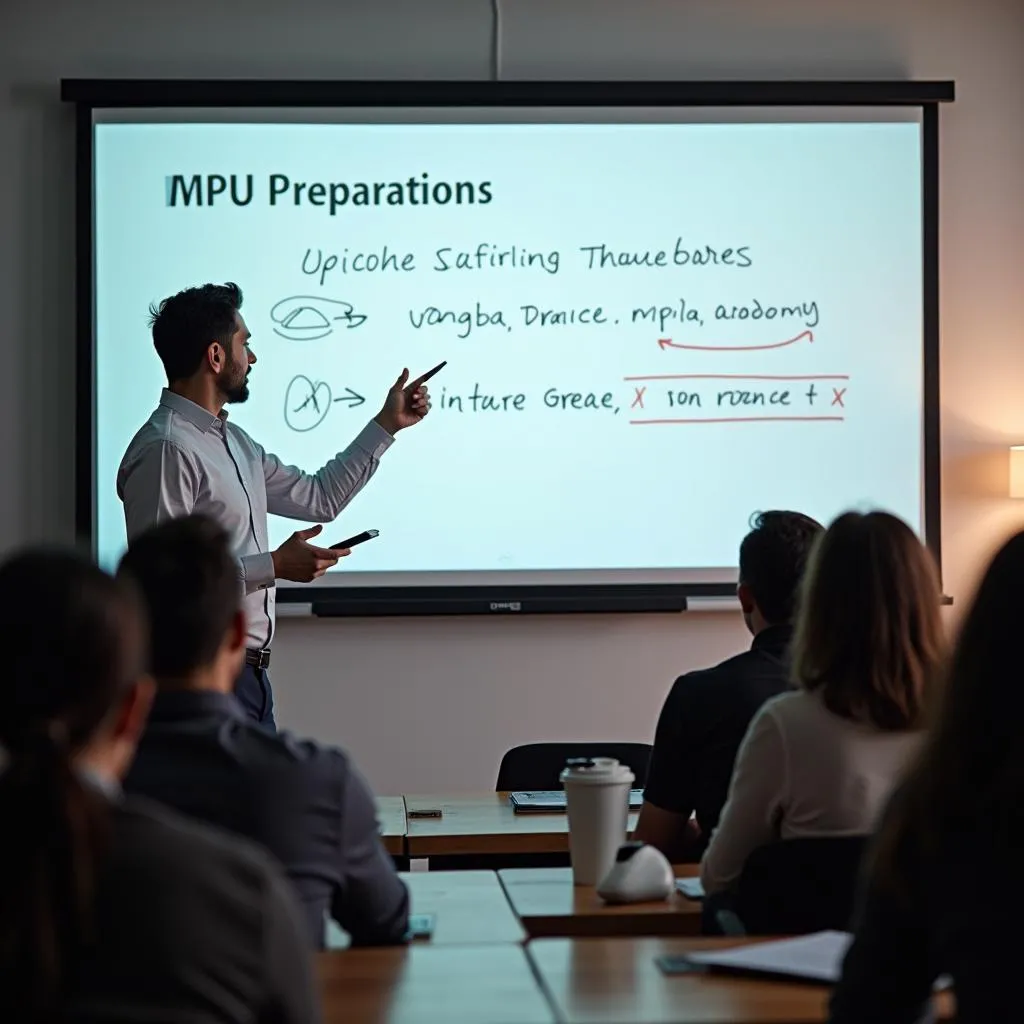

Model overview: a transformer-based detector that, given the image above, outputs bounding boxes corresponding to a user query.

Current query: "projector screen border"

[66,78,953,615]
[60,79,956,109]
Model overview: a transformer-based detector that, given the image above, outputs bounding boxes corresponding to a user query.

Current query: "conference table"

[326,870,524,948]
[500,865,703,938]
[318,935,955,1024]
[376,796,408,856]
[528,937,835,1024]
[324,798,954,1022]
[318,944,553,1024]
[402,792,639,858]
[328,869,699,947]
[527,937,955,1024]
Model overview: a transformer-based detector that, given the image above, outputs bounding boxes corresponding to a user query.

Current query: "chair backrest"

[496,742,652,792]
[734,835,869,935]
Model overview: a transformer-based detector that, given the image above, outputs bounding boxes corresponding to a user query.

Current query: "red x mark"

[831,387,847,408]
[631,386,647,410]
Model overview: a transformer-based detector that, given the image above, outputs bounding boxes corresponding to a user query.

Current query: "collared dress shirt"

[117,389,393,648]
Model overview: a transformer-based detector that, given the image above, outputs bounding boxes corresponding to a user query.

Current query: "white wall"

[2,0,1023,793]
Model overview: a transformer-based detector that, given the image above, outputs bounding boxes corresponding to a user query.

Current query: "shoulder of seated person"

[117,794,289,880]
[671,648,763,691]
[242,724,352,774]
[752,689,821,724]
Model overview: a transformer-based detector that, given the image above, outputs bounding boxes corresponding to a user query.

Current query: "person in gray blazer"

[119,513,410,948]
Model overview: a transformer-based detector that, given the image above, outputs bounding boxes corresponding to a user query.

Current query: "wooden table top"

[500,866,702,938]
[326,870,525,948]
[376,796,407,856]
[318,944,555,1024]
[529,937,833,1024]
[405,869,525,945]
[405,792,639,857]
[527,937,953,1023]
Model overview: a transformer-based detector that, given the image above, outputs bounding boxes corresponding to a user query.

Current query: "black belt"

[245,648,271,670]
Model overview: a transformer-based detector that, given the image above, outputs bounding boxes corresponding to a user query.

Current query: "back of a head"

[738,510,824,625]
[149,282,242,383]
[0,548,146,1016]
[792,510,944,731]
[118,514,241,682]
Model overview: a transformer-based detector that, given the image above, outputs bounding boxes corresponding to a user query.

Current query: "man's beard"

[219,356,250,404]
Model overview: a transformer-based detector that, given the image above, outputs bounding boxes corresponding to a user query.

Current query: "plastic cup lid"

[559,756,635,785]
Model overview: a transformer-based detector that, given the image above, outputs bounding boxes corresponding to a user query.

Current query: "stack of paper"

[683,931,853,983]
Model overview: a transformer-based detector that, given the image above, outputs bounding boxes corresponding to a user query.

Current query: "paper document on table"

[509,789,644,813]
[675,878,705,900]
[683,931,852,983]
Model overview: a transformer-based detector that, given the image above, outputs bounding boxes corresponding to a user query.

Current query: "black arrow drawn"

[333,387,365,408]
[270,296,368,341]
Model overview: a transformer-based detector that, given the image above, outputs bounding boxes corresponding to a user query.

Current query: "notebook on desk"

[658,931,852,982]
[509,789,645,814]
[659,931,952,993]
[675,877,705,900]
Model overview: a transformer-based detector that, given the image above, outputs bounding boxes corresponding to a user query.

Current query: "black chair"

[706,836,869,936]
[496,742,652,792]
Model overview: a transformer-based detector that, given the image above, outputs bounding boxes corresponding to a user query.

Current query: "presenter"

[117,282,432,729]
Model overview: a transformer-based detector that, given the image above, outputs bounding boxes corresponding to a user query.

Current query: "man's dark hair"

[148,282,243,382]
[117,515,241,680]
[738,510,823,625]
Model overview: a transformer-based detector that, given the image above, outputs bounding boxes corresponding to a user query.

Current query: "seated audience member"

[830,531,1024,1024]
[119,514,409,948]
[700,510,944,895]
[636,510,823,860]
[0,549,315,1023]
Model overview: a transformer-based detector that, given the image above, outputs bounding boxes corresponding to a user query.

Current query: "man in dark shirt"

[118,514,409,949]
[635,510,822,862]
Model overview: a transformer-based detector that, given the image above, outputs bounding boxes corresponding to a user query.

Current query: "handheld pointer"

[330,529,379,551]
[414,360,447,385]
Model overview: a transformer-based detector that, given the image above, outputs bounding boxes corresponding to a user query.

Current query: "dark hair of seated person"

[0,549,148,1018]
[738,509,824,625]
[117,513,240,681]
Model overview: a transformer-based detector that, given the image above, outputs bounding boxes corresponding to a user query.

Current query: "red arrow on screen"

[657,329,815,352]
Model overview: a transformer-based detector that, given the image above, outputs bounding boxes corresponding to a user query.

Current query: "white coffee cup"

[560,757,635,886]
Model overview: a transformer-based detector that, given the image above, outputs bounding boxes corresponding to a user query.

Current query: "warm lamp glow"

[1011,447,1024,498]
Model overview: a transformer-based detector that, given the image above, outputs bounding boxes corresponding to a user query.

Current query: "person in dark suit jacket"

[119,514,409,948]
[0,548,316,1023]
[635,511,822,861]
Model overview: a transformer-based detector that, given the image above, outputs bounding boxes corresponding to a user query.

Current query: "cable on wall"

[490,0,503,80]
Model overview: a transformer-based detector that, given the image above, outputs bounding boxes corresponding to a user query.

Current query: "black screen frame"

[62,79,954,617]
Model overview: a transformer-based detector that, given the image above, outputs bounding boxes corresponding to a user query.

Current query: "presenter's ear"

[737,582,756,615]
[207,341,225,373]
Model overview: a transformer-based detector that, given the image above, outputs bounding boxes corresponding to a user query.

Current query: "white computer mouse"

[596,841,675,904]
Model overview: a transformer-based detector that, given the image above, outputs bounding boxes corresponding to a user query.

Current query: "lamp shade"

[1011,446,1024,498]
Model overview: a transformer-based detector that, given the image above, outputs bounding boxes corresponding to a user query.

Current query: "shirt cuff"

[241,551,276,593]
[355,419,396,460]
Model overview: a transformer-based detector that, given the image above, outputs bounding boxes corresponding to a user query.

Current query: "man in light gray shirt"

[117,281,432,729]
